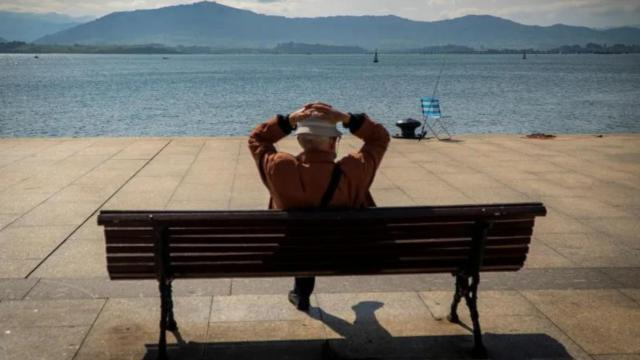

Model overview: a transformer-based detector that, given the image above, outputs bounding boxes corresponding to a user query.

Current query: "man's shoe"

[288,290,310,311]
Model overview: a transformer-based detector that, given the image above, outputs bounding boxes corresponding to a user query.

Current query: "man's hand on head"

[289,102,334,127]
[308,103,350,126]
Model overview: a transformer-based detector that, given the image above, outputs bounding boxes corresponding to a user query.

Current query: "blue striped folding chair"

[420,97,452,140]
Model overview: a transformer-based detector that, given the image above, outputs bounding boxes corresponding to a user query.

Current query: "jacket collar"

[298,150,336,164]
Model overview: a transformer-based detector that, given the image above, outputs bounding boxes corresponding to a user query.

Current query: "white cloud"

[0,0,637,27]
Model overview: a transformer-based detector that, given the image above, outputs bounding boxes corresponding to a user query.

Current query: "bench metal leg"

[157,279,178,360]
[447,274,464,323]
[448,273,487,359]
[464,274,487,358]
[166,281,178,331]
[158,281,169,360]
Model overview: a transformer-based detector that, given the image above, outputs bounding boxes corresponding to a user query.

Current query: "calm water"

[1,53,639,137]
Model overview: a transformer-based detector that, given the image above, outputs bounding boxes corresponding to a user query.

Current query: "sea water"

[1,53,639,137]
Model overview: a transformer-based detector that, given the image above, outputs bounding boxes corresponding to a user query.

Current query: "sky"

[0,0,639,28]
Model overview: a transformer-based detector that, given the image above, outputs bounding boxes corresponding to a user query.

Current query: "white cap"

[295,117,342,137]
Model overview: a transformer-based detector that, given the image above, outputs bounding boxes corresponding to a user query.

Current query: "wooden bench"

[98,203,546,359]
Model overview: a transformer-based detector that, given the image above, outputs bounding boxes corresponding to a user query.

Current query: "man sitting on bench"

[248,102,390,311]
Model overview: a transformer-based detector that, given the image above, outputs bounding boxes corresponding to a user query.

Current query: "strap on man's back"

[320,165,342,208]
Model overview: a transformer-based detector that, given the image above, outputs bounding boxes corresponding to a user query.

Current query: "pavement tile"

[210,294,320,322]
[315,292,432,330]
[75,296,209,360]
[524,239,576,268]
[480,315,593,360]
[515,178,585,198]
[418,161,479,175]
[112,139,169,160]
[0,325,90,360]
[0,225,75,260]
[317,274,455,293]
[25,278,157,299]
[534,209,592,234]
[411,191,476,205]
[420,290,539,320]
[228,193,269,210]
[592,355,640,360]
[75,143,130,158]
[599,268,640,288]
[587,218,640,241]
[102,193,169,210]
[420,290,592,359]
[0,259,40,278]
[463,187,532,203]
[170,183,233,202]
[48,184,115,203]
[73,159,146,186]
[30,236,108,278]
[0,213,19,230]
[522,289,640,354]
[207,320,327,342]
[12,201,98,227]
[0,298,104,328]
[620,289,640,304]
[0,278,38,300]
[437,173,506,189]
[541,172,603,188]
[0,191,52,214]
[546,197,633,219]
[542,233,640,267]
[165,199,230,210]
[230,278,293,295]
[487,159,565,173]
[118,175,182,193]
[182,170,235,185]
[69,216,104,240]
[205,339,324,360]
[380,166,431,181]
[481,268,619,290]
[476,165,540,180]
[137,155,196,177]
[370,188,416,206]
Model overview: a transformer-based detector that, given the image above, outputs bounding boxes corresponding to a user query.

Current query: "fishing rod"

[418,56,446,141]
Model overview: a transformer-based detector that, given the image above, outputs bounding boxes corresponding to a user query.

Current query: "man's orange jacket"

[248,114,390,210]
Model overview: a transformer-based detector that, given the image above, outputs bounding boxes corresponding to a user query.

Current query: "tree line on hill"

[1,41,639,55]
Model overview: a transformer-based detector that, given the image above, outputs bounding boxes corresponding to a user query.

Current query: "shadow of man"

[309,301,394,360]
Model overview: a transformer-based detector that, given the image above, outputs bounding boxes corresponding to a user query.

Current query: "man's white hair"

[297,134,336,151]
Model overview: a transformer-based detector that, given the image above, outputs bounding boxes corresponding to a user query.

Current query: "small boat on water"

[373,50,379,63]
[162,56,169,60]
[34,55,39,59]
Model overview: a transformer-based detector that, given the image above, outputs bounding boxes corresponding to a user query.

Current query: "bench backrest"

[98,203,546,280]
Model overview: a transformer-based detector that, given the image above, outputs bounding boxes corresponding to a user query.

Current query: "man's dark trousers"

[294,277,315,299]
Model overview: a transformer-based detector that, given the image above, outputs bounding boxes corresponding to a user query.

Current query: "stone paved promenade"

[0,134,639,359]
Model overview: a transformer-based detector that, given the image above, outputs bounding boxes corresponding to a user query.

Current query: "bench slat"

[98,204,546,227]
[107,245,530,264]
[107,255,527,279]
[108,265,524,280]
[105,235,531,254]
[104,219,535,245]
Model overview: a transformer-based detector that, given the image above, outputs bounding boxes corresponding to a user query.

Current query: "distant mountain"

[0,11,89,42]
[0,36,6,43]
[35,1,640,49]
